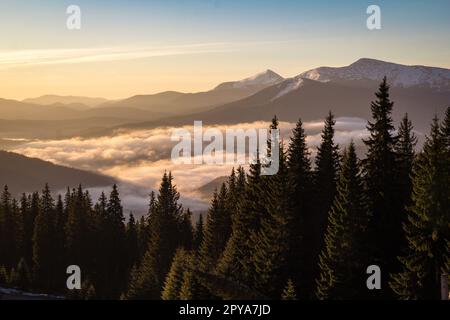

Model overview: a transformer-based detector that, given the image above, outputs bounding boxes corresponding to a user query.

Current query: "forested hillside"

[0,79,448,300]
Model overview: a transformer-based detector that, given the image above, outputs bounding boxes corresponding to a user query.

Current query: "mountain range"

[0,58,449,140]
[109,58,450,134]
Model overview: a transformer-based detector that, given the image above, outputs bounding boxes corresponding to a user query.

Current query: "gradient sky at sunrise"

[1,0,449,100]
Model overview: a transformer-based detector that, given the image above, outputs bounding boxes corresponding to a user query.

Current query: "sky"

[0,0,449,100]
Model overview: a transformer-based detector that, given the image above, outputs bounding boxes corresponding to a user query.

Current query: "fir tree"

[193,214,204,251]
[315,142,369,300]
[363,77,402,297]
[125,172,184,299]
[216,167,247,279]
[32,184,57,290]
[286,118,313,296]
[161,248,189,300]
[10,258,31,289]
[199,184,230,272]
[251,133,291,297]
[65,185,89,272]
[216,155,264,285]
[178,208,194,250]
[281,279,297,300]
[20,193,36,267]
[126,213,139,273]
[0,185,18,268]
[311,112,340,280]
[395,113,417,210]
[105,184,127,298]
[137,214,149,264]
[390,116,449,299]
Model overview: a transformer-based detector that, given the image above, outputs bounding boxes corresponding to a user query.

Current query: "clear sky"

[0,0,449,100]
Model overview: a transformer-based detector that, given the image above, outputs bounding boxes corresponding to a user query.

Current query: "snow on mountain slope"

[271,77,304,100]
[300,58,450,91]
[215,69,284,90]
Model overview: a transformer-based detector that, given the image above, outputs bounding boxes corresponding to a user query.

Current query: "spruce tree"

[126,213,139,273]
[161,248,189,300]
[216,155,264,285]
[309,111,341,295]
[315,142,369,299]
[199,184,230,272]
[390,116,449,299]
[395,113,417,211]
[0,185,17,268]
[178,208,194,250]
[216,167,247,279]
[363,77,402,297]
[20,193,36,267]
[286,118,313,296]
[281,279,297,300]
[137,214,149,264]
[125,172,184,299]
[32,184,57,290]
[251,131,292,297]
[105,184,127,298]
[193,214,204,252]
[65,185,89,272]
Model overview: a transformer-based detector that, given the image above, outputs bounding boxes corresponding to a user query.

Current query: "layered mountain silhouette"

[0,150,115,196]
[112,58,450,134]
[99,69,284,115]
[23,95,109,108]
[1,58,449,138]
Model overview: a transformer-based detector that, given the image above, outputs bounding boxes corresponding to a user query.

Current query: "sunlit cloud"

[11,118,369,214]
[0,40,300,70]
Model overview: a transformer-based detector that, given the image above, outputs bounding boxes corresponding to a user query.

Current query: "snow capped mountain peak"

[299,58,450,91]
[214,69,284,90]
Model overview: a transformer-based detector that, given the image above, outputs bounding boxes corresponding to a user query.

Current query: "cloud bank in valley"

[12,117,369,216]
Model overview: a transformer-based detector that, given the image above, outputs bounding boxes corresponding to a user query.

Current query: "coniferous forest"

[0,78,449,300]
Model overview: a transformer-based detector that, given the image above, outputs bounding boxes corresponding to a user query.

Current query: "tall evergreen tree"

[390,116,450,299]
[0,185,17,268]
[161,248,189,300]
[216,167,247,278]
[251,140,291,297]
[315,142,369,299]
[65,185,89,271]
[193,214,204,252]
[21,192,38,266]
[32,184,57,290]
[125,172,184,299]
[216,152,264,286]
[178,208,194,250]
[137,214,149,264]
[199,184,230,272]
[395,113,417,211]
[311,111,340,290]
[286,118,313,296]
[363,77,402,297]
[105,184,127,298]
[126,213,139,274]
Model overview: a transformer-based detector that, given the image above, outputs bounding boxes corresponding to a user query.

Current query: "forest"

[0,78,448,300]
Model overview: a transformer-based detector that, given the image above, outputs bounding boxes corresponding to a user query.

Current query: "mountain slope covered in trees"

[0,79,448,300]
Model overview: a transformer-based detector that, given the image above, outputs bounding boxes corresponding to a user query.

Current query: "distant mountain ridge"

[300,58,450,91]
[109,58,450,135]
[214,69,284,90]
[23,95,109,107]
[0,150,115,196]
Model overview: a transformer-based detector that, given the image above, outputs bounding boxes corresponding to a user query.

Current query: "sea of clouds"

[11,117,370,216]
